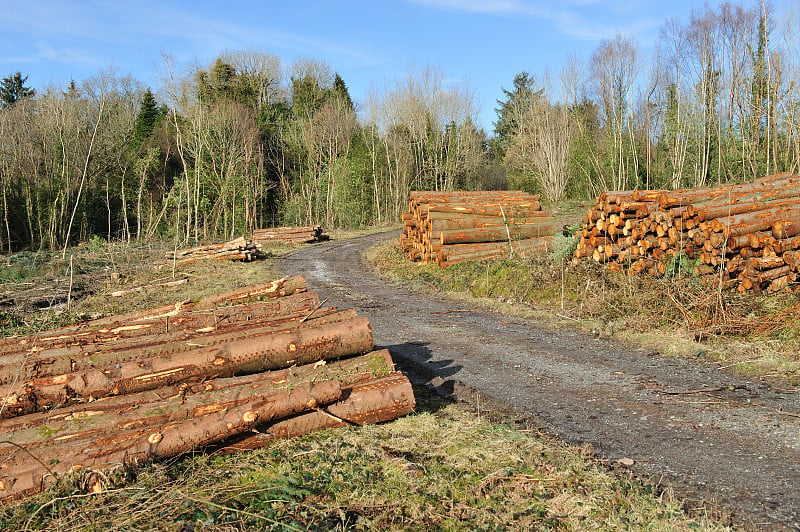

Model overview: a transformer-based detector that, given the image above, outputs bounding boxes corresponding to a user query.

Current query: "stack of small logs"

[573,172,800,293]
[252,226,328,245]
[0,276,415,503]
[166,235,266,264]
[400,191,556,266]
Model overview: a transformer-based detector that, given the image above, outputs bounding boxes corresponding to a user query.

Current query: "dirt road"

[279,231,800,530]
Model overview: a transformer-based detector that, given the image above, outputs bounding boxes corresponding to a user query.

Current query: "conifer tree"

[332,73,355,112]
[131,89,161,150]
[0,72,34,109]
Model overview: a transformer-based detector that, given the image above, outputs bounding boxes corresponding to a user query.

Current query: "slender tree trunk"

[62,99,104,259]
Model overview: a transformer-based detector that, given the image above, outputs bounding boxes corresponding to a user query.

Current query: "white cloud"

[406,0,659,41]
[408,0,525,15]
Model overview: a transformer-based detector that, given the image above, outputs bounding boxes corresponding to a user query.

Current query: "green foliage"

[0,251,46,283]
[332,133,374,227]
[332,72,354,111]
[291,73,328,119]
[0,71,34,109]
[491,71,544,158]
[550,233,579,263]
[130,89,162,151]
[664,251,697,279]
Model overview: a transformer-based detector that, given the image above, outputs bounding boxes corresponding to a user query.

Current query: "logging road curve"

[279,230,800,530]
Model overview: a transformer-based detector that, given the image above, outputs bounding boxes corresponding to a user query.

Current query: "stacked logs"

[400,191,556,266]
[0,276,414,503]
[573,172,800,293]
[166,235,266,264]
[252,226,328,245]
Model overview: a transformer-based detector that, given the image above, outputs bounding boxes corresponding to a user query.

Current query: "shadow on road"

[380,341,463,414]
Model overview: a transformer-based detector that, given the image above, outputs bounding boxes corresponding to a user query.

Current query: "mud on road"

[279,231,800,530]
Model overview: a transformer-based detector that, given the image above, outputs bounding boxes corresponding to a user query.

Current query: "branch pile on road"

[400,191,556,266]
[166,235,266,264]
[0,275,414,503]
[573,172,800,293]
[252,225,328,245]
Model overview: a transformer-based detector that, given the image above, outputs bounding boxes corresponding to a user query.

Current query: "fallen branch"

[111,277,189,297]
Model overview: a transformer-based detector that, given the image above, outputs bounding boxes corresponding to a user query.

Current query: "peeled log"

[0,350,396,440]
[1,316,373,416]
[217,372,415,452]
[0,380,342,503]
[439,220,556,245]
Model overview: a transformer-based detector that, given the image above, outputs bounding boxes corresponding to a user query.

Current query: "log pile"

[400,191,556,266]
[0,276,415,503]
[252,225,328,245]
[573,172,800,293]
[166,235,266,264]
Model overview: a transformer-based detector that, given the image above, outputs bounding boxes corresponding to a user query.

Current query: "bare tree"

[504,76,573,202]
[590,33,639,190]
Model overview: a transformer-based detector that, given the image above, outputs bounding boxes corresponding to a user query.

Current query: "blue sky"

[1,0,739,131]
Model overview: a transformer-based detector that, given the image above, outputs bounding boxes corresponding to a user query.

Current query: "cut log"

[0,380,342,503]
[0,350,396,459]
[0,291,323,360]
[0,308,358,387]
[439,221,557,245]
[1,316,373,416]
[217,372,415,452]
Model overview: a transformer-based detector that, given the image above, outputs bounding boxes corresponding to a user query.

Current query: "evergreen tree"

[64,79,80,99]
[291,74,327,119]
[0,72,34,109]
[131,89,162,150]
[491,72,543,158]
[332,73,355,112]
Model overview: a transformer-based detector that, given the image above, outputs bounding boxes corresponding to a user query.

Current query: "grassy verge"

[1,387,728,531]
[366,236,800,384]
[0,235,732,530]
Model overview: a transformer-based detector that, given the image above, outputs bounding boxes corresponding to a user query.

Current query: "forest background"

[1,2,799,252]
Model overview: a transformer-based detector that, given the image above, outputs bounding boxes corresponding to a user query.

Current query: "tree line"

[496,2,800,202]
[1,1,798,252]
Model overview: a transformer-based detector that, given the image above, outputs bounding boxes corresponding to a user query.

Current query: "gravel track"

[279,230,800,530]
